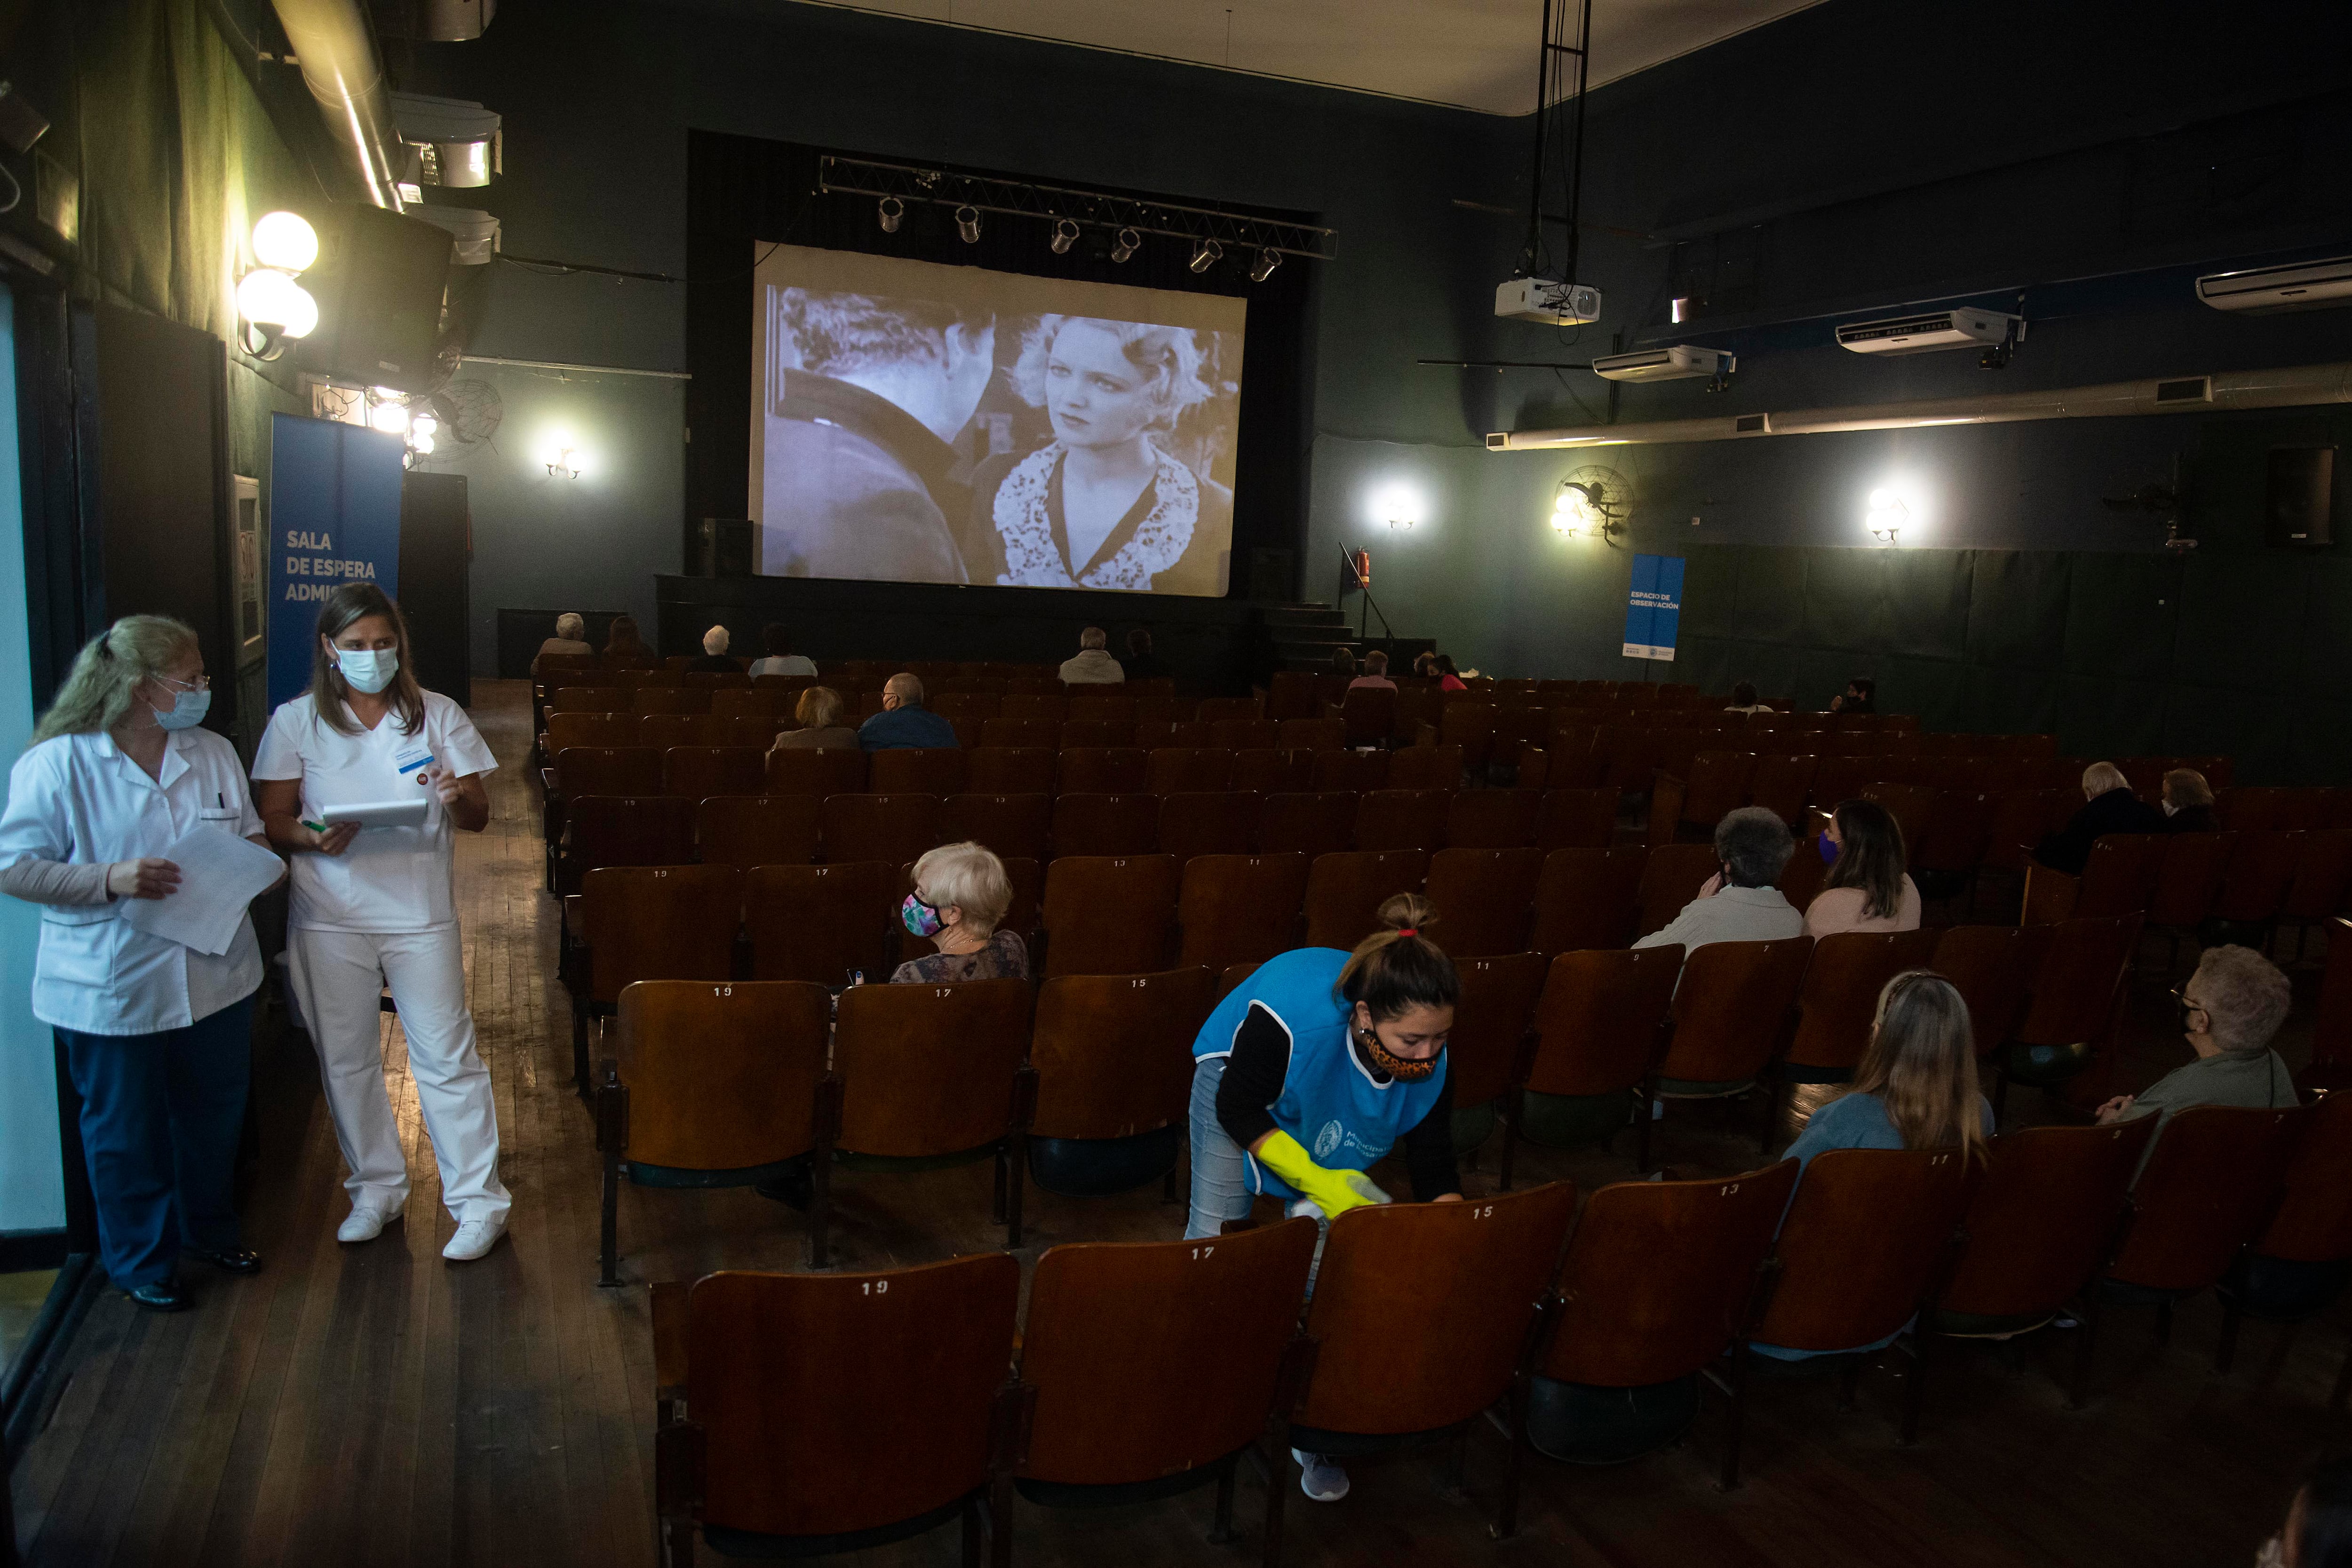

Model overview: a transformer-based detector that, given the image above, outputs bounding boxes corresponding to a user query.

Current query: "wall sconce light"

[1865,488,1907,545]
[1387,514,1415,530]
[236,211,319,360]
[548,446,583,479]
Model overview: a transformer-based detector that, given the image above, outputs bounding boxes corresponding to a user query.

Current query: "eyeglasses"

[154,672,211,692]
[2170,987,2209,1027]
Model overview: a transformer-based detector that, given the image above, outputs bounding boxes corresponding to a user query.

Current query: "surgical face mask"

[335,647,398,694]
[901,893,944,938]
[151,681,212,731]
[1818,831,1840,864]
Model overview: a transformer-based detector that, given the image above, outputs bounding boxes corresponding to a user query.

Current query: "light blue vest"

[1193,947,1449,1202]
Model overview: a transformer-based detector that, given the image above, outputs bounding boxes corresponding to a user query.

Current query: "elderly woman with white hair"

[529,612,593,676]
[682,624,740,674]
[2098,944,2296,1140]
[892,841,1027,983]
[967,315,1233,594]
[2032,759,2165,876]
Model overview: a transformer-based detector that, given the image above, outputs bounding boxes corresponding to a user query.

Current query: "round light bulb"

[409,431,435,455]
[409,413,439,438]
[1554,493,1573,512]
[370,401,410,435]
[251,210,319,273]
[236,268,318,337]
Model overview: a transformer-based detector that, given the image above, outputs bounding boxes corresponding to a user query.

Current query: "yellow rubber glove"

[1253,1130,1389,1218]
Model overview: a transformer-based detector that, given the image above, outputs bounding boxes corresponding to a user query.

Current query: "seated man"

[1635,806,1805,961]
[1348,650,1396,691]
[1119,628,1162,683]
[857,672,959,751]
[1057,626,1125,685]
[1828,676,1875,714]
[531,611,593,676]
[681,625,741,673]
[2097,945,2296,1146]
[2033,761,2164,876]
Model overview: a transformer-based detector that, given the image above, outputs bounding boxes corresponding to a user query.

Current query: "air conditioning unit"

[2196,255,2352,315]
[1495,277,1602,325]
[1592,344,1735,383]
[1836,308,2023,356]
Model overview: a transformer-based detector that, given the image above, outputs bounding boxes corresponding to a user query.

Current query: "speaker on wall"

[696,518,757,577]
[2266,446,2336,549]
[297,205,453,394]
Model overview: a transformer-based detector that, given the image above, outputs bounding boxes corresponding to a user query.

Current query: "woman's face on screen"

[1044,321,1159,450]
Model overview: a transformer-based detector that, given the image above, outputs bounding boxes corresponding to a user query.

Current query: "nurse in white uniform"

[0,615,280,1312]
[252,582,513,1261]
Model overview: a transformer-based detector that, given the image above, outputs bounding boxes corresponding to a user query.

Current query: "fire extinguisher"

[1350,549,1370,589]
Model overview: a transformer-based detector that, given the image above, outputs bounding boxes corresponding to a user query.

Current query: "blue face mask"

[152,686,212,731]
[336,648,398,695]
[900,893,944,937]
[1818,831,1839,864]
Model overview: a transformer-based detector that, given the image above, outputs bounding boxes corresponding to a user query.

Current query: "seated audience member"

[1635,807,1804,960]
[1120,628,1163,683]
[2260,1454,2352,1568]
[1432,653,1469,692]
[771,686,859,751]
[1804,798,1923,939]
[2096,945,2295,1142]
[2033,760,2165,876]
[1331,646,1358,678]
[1828,676,1875,714]
[602,614,651,663]
[682,625,741,673]
[2161,768,2217,833]
[1754,972,1992,1362]
[531,612,593,676]
[890,842,1028,983]
[1058,626,1125,685]
[747,622,817,680]
[1724,680,1773,716]
[1348,650,1396,691]
[1412,650,1438,679]
[858,672,959,751]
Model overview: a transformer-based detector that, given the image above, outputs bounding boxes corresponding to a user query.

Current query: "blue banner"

[267,413,405,710]
[1622,553,1684,662]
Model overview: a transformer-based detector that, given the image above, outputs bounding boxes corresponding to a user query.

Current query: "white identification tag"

[392,743,437,788]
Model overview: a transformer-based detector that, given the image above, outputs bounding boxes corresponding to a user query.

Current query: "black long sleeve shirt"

[1213,1001,1461,1202]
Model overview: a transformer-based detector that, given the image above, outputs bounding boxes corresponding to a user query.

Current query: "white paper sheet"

[117,824,286,956]
[320,796,431,829]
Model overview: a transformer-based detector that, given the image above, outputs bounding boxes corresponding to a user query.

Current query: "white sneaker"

[1292,1449,1349,1503]
[337,1203,402,1243]
[442,1215,508,1262]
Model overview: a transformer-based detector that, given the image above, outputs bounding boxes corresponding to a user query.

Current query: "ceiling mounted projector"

[1496,277,1602,325]
[1836,307,2024,356]
[1593,344,1736,383]
[2196,255,2352,315]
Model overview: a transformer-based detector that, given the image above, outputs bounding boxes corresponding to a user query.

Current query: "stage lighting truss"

[818,155,1338,273]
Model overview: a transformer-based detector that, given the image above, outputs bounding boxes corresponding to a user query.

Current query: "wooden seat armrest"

[650,1281,690,1401]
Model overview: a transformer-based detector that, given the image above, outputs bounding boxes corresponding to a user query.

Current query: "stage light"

[1864,487,1907,544]
[251,210,318,273]
[877,196,903,234]
[955,205,982,244]
[1050,218,1080,255]
[410,413,439,439]
[369,400,410,435]
[1189,239,1223,274]
[409,431,435,455]
[1249,248,1281,283]
[1110,227,1141,264]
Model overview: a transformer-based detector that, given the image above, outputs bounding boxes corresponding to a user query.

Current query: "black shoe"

[187,1246,262,1275]
[755,1160,815,1212]
[125,1280,191,1313]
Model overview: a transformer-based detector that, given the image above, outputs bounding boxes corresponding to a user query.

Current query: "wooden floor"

[10,679,2344,1566]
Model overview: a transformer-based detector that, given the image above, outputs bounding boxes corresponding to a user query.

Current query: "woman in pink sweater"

[1804,797,1921,938]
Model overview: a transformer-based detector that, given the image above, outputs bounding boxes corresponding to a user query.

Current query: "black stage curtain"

[683,129,1314,598]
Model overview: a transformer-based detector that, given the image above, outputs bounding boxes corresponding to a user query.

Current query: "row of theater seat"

[630,973,2352,1561]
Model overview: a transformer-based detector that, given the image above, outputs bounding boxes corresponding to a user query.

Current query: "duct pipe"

[269,0,404,209]
[1486,360,2352,450]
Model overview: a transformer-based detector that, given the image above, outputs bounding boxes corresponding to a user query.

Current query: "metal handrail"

[1337,545,1394,644]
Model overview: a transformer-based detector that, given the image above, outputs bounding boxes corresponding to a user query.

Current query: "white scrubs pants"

[287,925,512,1226]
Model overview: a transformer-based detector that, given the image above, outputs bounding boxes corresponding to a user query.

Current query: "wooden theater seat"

[1511,945,1683,1171]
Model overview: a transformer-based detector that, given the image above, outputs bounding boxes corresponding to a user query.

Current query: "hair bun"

[1375,891,1438,934]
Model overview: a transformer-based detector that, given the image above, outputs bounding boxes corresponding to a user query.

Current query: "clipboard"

[320,797,432,830]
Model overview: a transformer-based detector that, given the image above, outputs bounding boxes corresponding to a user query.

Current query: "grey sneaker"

[1291,1449,1349,1503]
